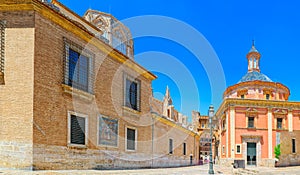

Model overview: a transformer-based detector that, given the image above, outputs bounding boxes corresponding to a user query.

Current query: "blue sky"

[60,0,300,119]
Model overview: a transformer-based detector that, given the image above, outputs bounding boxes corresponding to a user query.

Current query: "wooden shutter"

[70,115,86,145]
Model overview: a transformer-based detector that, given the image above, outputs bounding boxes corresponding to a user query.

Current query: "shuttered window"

[70,115,86,145]
[183,142,186,155]
[125,76,140,111]
[126,128,136,150]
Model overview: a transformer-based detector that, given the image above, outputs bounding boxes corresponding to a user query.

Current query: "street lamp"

[208,105,214,174]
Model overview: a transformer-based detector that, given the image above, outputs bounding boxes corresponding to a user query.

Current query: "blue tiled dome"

[239,71,273,83]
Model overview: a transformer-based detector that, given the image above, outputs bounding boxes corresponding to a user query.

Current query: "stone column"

[226,111,229,158]
[288,110,293,132]
[257,141,261,166]
[268,109,273,159]
[242,140,247,164]
[230,108,235,158]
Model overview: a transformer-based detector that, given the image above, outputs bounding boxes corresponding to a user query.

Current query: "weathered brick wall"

[277,131,300,166]
[31,7,199,170]
[0,10,35,169]
[0,1,199,170]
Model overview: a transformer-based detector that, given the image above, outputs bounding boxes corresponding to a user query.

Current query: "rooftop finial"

[252,39,255,47]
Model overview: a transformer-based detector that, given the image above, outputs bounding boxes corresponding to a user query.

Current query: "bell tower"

[246,41,261,72]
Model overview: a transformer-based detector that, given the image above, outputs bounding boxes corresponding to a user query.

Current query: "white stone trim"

[67,111,88,148]
[236,144,242,154]
[226,111,229,158]
[268,110,272,159]
[125,125,137,152]
[230,108,235,158]
[288,111,293,132]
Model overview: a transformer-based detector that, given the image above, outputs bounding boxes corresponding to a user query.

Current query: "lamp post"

[208,105,214,174]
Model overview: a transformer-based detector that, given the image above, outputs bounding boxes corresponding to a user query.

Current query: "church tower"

[246,41,261,72]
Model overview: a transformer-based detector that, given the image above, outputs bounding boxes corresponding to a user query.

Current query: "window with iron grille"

[70,114,86,145]
[124,75,140,111]
[63,38,94,93]
[248,117,254,128]
[126,127,136,150]
[0,20,5,84]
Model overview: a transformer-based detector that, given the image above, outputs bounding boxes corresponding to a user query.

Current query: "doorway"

[247,142,256,165]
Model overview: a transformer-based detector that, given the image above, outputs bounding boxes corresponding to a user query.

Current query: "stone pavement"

[0,164,300,175]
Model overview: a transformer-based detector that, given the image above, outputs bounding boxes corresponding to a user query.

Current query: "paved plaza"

[0,164,300,175]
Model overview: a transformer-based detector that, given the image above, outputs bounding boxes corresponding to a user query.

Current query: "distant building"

[216,43,300,167]
[0,0,199,170]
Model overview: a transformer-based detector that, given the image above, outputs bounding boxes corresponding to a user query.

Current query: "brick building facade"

[0,0,199,170]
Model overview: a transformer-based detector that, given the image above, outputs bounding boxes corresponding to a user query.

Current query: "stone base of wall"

[260,158,275,167]
[0,141,33,169]
[33,144,195,170]
[277,154,300,167]
[219,158,234,167]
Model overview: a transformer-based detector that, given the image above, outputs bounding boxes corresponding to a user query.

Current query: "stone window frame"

[0,20,6,85]
[63,37,95,94]
[123,73,141,112]
[246,112,258,129]
[125,125,137,152]
[236,144,242,154]
[274,114,286,130]
[67,111,88,148]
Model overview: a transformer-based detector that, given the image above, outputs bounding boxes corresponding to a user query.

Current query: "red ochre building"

[215,43,300,167]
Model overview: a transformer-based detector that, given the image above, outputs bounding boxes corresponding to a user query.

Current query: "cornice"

[216,98,300,118]
[223,81,290,99]
[151,113,199,138]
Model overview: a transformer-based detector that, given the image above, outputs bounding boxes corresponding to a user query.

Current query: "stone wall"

[277,131,300,167]
[0,10,35,169]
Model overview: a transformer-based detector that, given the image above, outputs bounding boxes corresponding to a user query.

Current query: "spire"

[164,86,172,105]
[246,41,261,72]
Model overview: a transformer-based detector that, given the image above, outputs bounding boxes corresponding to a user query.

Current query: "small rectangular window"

[266,94,270,100]
[241,95,245,99]
[236,144,241,154]
[292,139,296,153]
[169,139,173,154]
[183,142,186,155]
[248,117,254,128]
[126,127,136,151]
[69,114,86,145]
[277,118,283,129]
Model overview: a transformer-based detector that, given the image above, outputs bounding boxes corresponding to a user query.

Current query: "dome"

[239,71,273,83]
